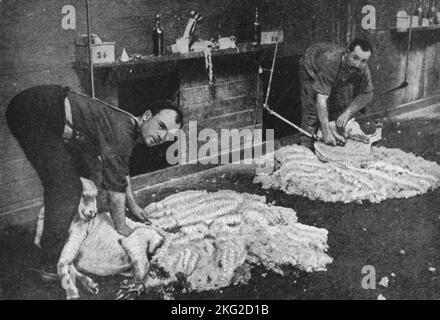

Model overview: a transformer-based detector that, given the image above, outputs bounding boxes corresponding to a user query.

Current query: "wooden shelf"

[391,24,440,33]
[83,42,276,69]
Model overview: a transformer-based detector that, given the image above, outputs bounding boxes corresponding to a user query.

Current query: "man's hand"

[116,224,133,237]
[330,126,346,145]
[323,129,338,146]
[336,111,352,131]
[129,205,152,225]
[125,175,151,225]
[322,128,346,146]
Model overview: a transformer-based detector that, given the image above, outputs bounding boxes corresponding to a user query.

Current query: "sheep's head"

[78,178,98,220]
[344,119,370,144]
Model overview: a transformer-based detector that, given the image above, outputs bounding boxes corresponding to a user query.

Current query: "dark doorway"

[261,54,302,140]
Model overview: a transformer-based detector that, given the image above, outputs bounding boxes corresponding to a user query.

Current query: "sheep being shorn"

[36,206,164,300]
[254,144,440,204]
[52,190,332,299]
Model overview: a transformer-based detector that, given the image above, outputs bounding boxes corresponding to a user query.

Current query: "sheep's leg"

[58,218,89,300]
[119,228,154,283]
[70,265,99,295]
[115,228,164,300]
[59,263,80,300]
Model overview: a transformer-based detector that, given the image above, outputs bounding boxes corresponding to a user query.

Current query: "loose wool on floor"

[254,144,440,204]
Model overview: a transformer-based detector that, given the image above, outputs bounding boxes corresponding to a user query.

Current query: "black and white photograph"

[1,0,440,304]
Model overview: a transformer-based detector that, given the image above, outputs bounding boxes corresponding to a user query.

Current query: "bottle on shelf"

[252,7,261,46]
[120,48,129,62]
[429,0,438,25]
[415,0,424,26]
[152,13,164,56]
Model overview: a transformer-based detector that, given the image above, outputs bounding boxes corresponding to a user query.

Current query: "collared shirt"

[66,89,138,193]
[303,42,374,96]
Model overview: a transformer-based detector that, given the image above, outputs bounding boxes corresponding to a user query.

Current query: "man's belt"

[62,97,86,143]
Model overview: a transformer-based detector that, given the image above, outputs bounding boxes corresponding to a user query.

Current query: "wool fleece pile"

[254,144,440,203]
[75,190,332,294]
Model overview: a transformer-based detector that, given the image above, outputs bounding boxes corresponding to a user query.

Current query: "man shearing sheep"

[299,39,375,148]
[6,85,183,280]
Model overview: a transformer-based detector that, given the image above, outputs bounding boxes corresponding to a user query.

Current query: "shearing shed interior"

[1,0,440,301]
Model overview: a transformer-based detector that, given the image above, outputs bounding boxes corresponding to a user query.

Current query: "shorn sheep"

[35,188,333,300]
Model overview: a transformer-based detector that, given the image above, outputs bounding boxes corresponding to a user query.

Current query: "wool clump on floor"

[254,144,440,203]
[76,190,332,294]
[143,190,332,291]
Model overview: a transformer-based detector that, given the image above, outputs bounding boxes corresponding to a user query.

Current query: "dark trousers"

[6,99,82,266]
[299,59,353,149]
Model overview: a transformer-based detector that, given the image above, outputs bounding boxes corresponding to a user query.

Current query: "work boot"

[39,263,59,283]
[29,263,58,283]
[30,248,59,282]
[29,248,58,283]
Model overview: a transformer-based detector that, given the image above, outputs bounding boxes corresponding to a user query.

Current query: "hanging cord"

[263,15,284,110]
[260,14,319,140]
[254,65,262,128]
[68,87,139,124]
[254,12,284,128]
[204,46,214,84]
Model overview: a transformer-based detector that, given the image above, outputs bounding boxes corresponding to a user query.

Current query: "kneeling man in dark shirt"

[6,85,183,279]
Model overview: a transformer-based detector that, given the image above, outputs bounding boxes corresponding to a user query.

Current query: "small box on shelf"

[261,31,284,45]
[76,42,116,65]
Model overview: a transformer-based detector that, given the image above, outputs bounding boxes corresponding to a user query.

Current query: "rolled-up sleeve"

[312,72,334,96]
[100,145,130,193]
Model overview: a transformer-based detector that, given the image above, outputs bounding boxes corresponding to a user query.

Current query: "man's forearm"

[125,176,136,211]
[125,176,149,222]
[316,94,330,132]
[346,91,374,116]
[108,190,127,231]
